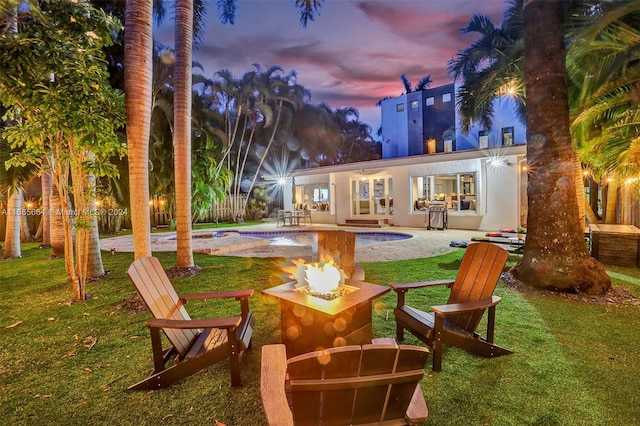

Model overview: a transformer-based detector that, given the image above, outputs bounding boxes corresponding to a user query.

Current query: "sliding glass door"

[351,177,393,217]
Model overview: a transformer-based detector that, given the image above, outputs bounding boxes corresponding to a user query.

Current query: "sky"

[154,0,508,134]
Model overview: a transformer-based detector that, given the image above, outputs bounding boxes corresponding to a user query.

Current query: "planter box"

[589,224,640,267]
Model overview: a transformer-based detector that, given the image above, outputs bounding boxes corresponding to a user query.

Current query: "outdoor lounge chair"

[260,340,429,425]
[317,230,365,281]
[391,242,512,371]
[126,256,255,390]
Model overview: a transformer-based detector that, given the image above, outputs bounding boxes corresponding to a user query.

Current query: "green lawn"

[1,244,638,425]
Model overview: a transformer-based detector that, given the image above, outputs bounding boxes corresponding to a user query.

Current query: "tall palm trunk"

[19,189,32,243]
[41,168,51,246]
[512,0,610,294]
[124,0,153,259]
[573,152,586,229]
[173,0,194,268]
[604,178,618,224]
[3,188,22,259]
[49,180,66,257]
[86,174,104,278]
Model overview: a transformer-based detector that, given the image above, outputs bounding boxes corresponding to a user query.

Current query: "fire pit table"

[261,279,390,357]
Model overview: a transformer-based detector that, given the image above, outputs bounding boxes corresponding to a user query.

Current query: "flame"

[305,262,341,295]
[281,255,347,295]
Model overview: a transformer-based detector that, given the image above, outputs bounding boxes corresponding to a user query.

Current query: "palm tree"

[124,0,153,259]
[447,0,525,133]
[173,0,194,268]
[400,74,433,94]
[509,0,610,294]
[567,0,640,223]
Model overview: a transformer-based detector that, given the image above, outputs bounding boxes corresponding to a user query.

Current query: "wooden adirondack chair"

[317,230,365,281]
[391,242,512,372]
[260,340,429,425]
[126,256,255,390]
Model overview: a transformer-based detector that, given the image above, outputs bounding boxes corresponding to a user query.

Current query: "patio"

[100,223,488,262]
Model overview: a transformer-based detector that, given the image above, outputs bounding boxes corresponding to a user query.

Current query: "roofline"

[291,145,527,177]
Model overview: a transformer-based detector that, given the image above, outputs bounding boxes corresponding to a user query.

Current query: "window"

[410,100,419,110]
[296,183,330,212]
[479,130,489,148]
[502,127,514,146]
[442,93,451,103]
[411,173,477,212]
[396,103,404,112]
[444,135,453,152]
[425,97,434,106]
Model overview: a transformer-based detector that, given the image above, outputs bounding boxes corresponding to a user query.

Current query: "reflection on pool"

[233,231,412,247]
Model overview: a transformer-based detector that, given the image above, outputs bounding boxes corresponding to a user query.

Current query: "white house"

[286,84,528,231]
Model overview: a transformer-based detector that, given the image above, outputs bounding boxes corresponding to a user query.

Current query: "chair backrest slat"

[127,257,199,356]
[317,231,356,276]
[286,344,429,424]
[447,243,508,331]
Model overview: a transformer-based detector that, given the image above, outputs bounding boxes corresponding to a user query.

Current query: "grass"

[1,244,639,425]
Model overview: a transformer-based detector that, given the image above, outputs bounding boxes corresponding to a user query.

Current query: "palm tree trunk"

[49,180,65,257]
[588,177,600,220]
[574,152,586,229]
[41,168,51,246]
[20,209,32,242]
[512,0,610,294]
[173,0,194,268]
[3,188,21,259]
[124,0,153,259]
[86,174,104,278]
[19,189,32,243]
[604,178,618,224]
[243,100,285,213]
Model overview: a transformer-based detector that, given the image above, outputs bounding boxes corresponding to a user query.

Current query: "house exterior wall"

[422,84,456,153]
[291,146,526,231]
[456,96,527,150]
[380,98,409,158]
[406,91,425,156]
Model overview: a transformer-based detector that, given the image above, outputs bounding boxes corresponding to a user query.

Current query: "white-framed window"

[479,130,489,148]
[442,92,451,103]
[411,173,477,212]
[295,183,330,212]
[502,127,514,145]
[410,100,419,109]
[425,97,435,106]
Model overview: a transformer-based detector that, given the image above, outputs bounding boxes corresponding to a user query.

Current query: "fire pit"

[262,259,389,357]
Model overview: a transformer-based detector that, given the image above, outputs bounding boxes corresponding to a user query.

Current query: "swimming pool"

[228,230,412,247]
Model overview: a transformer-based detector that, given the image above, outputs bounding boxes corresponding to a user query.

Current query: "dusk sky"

[155,0,508,133]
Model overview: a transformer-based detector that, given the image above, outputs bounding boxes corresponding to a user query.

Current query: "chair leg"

[395,322,405,342]
[432,315,444,372]
[228,331,242,387]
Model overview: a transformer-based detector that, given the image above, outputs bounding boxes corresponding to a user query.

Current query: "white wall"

[292,147,526,231]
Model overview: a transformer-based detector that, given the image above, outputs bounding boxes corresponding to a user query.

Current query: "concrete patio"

[100,223,488,262]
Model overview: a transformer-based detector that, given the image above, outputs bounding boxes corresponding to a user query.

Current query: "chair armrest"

[405,384,428,424]
[261,344,293,426]
[179,289,254,302]
[390,279,455,292]
[146,315,242,330]
[431,296,501,316]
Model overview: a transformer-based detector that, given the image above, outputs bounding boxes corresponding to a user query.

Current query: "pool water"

[234,231,412,247]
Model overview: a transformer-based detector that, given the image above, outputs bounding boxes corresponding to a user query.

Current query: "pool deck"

[101,222,488,262]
